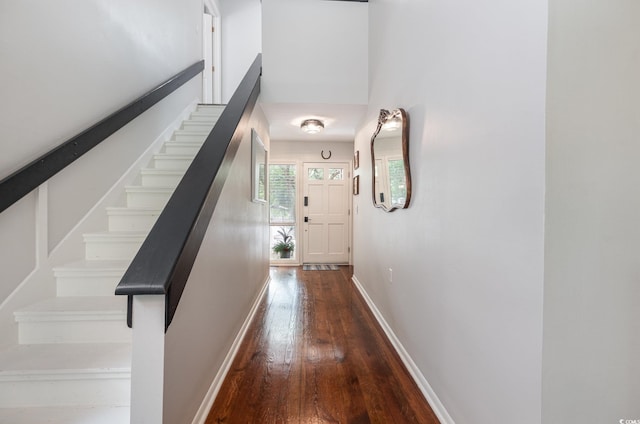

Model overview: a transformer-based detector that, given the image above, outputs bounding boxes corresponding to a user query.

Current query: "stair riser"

[190,108,224,118]
[153,157,193,171]
[0,377,130,407]
[189,110,222,118]
[140,172,183,188]
[84,239,144,261]
[126,191,172,209]
[164,143,202,155]
[173,133,208,143]
[188,113,221,121]
[56,275,124,297]
[195,105,224,113]
[18,320,131,344]
[182,122,214,132]
[108,213,159,232]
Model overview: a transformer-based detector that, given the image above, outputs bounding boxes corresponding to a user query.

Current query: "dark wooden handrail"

[0,60,205,214]
[115,54,262,329]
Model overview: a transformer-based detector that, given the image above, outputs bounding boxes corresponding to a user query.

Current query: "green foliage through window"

[388,159,407,205]
[308,168,324,180]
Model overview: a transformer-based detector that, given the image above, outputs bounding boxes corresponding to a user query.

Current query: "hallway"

[206,266,439,423]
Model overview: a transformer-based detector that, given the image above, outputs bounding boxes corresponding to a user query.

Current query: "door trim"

[203,0,222,104]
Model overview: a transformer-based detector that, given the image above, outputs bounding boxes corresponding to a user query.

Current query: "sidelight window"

[269,164,297,262]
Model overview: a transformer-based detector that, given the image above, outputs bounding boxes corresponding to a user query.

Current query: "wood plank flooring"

[206,266,440,424]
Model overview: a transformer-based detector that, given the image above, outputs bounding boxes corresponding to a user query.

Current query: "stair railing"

[0,61,205,214]
[112,54,261,424]
[115,54,261,329]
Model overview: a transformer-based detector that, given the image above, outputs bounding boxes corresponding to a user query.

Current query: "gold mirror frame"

[370,108,411,212]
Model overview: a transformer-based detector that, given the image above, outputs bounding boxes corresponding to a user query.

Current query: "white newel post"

[130,295,166,424]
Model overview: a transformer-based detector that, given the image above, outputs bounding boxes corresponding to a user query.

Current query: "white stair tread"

[163,141,204,156]
[164,140,203,146]
[0,406,129,424]
[83,232,148,241]
[54,259,131,274]
[106,206,162,214]
[191,108,222,114]
[190,115,221,120]
[125,185,175,193]
[187,117,219,123]
[194,106,224,111]
[15,296,127,318]
[0,343,131,374]
[139,168,185,176]
[171,131,210,142]
[173,129,210,135]
[164,141,204,151]
[183,120,213,125]
[153,153,196,160]
[188,116,220,123]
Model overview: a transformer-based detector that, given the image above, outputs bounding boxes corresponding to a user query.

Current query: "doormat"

[303,264,340,271]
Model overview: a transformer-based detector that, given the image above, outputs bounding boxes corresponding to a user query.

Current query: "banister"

[115,54,262,329]
[0,60,205,214]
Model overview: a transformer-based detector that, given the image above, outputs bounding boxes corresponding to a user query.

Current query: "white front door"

[302,162,350,264]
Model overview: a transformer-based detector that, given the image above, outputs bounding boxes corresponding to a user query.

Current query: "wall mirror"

[371,108,411,212]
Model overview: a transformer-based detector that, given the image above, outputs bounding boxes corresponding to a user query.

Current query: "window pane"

[308,168,324,180]
[269,164,296,224]
[388,159,407,205]
[328,168,344,180]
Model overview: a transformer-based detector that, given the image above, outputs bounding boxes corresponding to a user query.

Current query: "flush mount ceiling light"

[300,119,324,134]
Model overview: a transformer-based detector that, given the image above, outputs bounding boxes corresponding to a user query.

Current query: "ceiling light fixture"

[300,119,324,134]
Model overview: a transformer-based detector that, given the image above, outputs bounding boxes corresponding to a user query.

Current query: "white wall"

[218,0,262,103]
[163,105,270,424]
[353,1,548,423]
[0,0,204,334]
[271,140,354,163]
[261,0,368,105]
[0,0,202,180]
[543,1,640,422]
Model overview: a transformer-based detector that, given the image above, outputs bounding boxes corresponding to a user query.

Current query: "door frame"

[203,0,222,104]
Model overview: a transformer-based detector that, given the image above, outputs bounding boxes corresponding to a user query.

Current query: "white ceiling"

[260,0,368,143]
[260,102,367,142]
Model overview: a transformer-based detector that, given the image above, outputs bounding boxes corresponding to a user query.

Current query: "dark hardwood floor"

[206,266,440,424]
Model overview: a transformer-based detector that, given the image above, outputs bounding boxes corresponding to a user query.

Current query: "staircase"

[0,105,224,423]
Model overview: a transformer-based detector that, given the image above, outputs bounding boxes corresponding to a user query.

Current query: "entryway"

[269,159,352,266]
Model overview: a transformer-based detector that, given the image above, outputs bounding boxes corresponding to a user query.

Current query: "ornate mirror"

[371,108,411,212]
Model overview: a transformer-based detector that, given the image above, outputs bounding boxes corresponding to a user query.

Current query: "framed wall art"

[251,129,267,203]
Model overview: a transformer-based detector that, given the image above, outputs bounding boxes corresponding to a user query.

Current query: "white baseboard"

[191,273,271,424]
[351,275,455,424]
